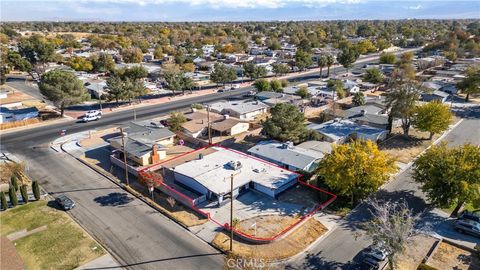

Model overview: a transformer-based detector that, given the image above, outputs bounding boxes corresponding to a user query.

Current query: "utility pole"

[229,173,234,252]
[207,106,212,145]
[120,127,129,186]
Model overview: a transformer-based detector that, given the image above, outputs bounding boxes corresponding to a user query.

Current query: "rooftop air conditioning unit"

[228,160,243,170]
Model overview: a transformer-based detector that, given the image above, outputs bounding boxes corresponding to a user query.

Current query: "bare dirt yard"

[236,215,299,238]
[212,218,327,261]
[396,235,437,270]
[427,241,480,270]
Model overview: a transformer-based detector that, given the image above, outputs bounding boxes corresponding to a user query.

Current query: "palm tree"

[318,55,328,78]
[326,55,335,77]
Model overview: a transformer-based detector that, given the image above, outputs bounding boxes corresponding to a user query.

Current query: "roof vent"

[228,160,243,170]
[281,141,294,149]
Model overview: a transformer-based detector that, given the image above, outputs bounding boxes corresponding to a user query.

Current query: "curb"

[57,141,223,255]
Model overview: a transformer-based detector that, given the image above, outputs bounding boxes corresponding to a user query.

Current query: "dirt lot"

[427,241,480,270]
[237,215,299,238]
[380,117,460,164]
[212,218,327,261]
[396,235,437,270]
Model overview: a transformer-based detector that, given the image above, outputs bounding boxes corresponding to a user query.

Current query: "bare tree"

[363,199,427,270]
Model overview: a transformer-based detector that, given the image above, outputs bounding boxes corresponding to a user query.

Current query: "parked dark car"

[55,195,75,211]
[460,210,480,222]
[454,219,480,238]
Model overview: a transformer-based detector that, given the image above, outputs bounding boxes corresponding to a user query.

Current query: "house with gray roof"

[421,90,449,103]
[208,100,268,121]
[308,119,388,144]
[247,140,331,172]
[109,122,176,166]
[344,104,397,129]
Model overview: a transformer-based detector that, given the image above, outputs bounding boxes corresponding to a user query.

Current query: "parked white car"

[82,110,102,122]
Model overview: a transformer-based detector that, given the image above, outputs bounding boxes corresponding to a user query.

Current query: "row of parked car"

[454,210,480,238]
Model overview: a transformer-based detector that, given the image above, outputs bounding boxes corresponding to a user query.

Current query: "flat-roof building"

[172,147,298,205]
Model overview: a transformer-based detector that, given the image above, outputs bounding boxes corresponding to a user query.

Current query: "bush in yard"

[20,185,28,204]
[32,181,41,200]
[1,192,7,210]
[11,175,18,191]
[191,103,203,110]
[8,185,18,207]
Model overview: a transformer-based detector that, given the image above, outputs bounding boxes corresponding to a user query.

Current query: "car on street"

[82,110,102,122]
[55,195,76,210]
[460,210,480,222]
[243,90,257,97]
[454,219,480,238]
[365,245,389,261]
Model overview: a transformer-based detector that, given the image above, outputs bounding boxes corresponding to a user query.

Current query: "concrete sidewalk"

[74,254,123,270]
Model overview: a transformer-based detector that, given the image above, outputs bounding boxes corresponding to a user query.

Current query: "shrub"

[8,186,18,207]
[20,185,28,204]
[11,175,18,191]
[32,181,41,200]
[0,192,7,210]
[191,103,203,110]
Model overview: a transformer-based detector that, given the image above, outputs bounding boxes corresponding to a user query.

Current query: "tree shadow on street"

[93,192,133,207]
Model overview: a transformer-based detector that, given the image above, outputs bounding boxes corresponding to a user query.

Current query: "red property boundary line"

[138,145,337,243]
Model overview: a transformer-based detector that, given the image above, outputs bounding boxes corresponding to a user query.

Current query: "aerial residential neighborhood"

[1,1,480,270]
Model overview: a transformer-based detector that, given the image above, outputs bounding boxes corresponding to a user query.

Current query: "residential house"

[208,100,268,121]
[421,90,449,103]
[308,119,388,144]
[344,104,395,130]
[172,146,298,204]
[210,117,250,136]
[248,140,331,172]
[109,122,176,166]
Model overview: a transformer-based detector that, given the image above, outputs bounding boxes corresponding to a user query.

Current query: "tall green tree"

[210,63,237,85]
[168,112,187,132]
[90,53,115,73]
[412,143,480,216]
[262,103,308,144]
[271,63,290,77]
[243,62,267,79]
[0,192,7,210]
[8,186,17,207]
[10,175,18,191]
[7,51,32,72]
[385,81,421,135]
[106,75,128,104]
[39,70,90,116]
[270,79,283,92]
[317,140,397,205]
[294,50,313,71]
[32,181,41,201]
[326,54,335,77]
[352,92,366,106]
[253,78,271,92]
[457,65,480,102]
[121,47,143,63]
[20,185,28,204]
[337,47,359,73]
[120,66,148,81]
[18,35,55,65]
[364,68,384,84]
[412,101,452,139]
[318,55,328,78]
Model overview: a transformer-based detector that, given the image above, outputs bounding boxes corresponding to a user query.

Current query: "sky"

[1,0,479,22]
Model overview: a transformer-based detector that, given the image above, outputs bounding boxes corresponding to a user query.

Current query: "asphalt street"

[288,106,480,270]
[14,146,223,270]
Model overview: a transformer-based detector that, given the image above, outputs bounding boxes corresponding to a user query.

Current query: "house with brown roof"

[210,118,249,136]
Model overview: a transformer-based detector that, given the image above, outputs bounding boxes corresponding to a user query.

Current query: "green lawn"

[0,200,105,270]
